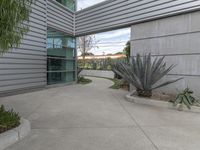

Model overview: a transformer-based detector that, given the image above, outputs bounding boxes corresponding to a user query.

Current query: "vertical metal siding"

[47,0,75,36]
[75,0,200,36]
[0,0,47,93]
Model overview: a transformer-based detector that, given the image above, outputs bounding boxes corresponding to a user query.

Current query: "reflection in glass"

[47,28,76,85]
[47,72,75,85]
[56,0,75,11]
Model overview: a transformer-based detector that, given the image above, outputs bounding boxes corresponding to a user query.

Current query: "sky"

[77,0,130,56]
[77,0,106,11]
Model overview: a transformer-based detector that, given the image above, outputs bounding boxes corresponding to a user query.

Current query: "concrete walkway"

[1,77,200,150]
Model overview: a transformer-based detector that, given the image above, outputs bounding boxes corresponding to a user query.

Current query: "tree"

[123,41,130,60]
[0,0,33,53]
[81,52,94,56]
[77,35,98,63]
[115,52,123,55]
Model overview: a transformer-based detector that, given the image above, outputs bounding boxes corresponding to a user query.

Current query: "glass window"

[56,0,75,11]
[77,0,105,10]
[47,72,75,84]
[54,38,62,48]
[47,28,76,85]
[47,38,53,49]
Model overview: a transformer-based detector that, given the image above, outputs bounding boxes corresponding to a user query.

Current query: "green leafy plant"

[123,41,130,60]
[174,88,200,110]
[112,53,182,97]
[77,67,92,84]
[0,105,20,134]
[109,79,122,89]
[78,58,125,71]
[0,0,33,53]
[109,78,129,90]
[77,76,92,84]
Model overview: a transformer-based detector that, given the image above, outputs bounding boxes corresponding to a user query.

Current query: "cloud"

[96,28,130,40]
[77,28,130,56]
[77,0,105,10]
[93,28,130,54]
[77,0,131,55]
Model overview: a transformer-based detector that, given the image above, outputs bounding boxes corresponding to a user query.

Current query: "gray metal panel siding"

[47,0,74,35]
[75,0,200,36]
[0,0,47,93]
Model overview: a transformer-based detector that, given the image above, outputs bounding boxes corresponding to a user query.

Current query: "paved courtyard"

[0,77,200,150]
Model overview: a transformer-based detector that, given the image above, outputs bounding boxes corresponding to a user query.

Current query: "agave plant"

[174,88,200,110]
[112,53,182,97]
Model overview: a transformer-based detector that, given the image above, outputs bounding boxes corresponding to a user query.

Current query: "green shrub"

[78,58,126,71]
[110,79,129,90]
[113,53,182,97]
[77,76,92,84]
[0,105,20,134]
[174,88,200,110]
[110,79,122,89]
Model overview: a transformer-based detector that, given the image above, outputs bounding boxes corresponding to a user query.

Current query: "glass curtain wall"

[56,0,75,11]
[47,28,76,85]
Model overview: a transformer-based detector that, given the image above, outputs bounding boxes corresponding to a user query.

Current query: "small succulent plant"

[174,88,200,110]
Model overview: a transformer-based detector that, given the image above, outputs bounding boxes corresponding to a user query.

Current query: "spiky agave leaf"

[152,78,182,90]
[112,53,182,97]
[182,95,191,109]
[113,61,143,89]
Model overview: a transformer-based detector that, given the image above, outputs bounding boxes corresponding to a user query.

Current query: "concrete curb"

[0,118,31,150]
[126,93,200,113]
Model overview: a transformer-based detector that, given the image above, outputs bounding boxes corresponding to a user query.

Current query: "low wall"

[80,70,114,79]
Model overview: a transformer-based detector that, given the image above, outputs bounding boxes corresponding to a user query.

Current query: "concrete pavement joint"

[111,91,160,150]
[31,125,137,130]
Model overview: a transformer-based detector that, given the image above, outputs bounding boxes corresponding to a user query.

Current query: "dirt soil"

[133,91,176,102]
[152,92,176,102]
[0,124,20,134]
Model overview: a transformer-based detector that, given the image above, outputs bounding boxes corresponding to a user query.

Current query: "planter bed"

[0,118,31,150]
[126,92,200,113]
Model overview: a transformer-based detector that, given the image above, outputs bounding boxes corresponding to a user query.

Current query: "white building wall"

[131,11,200,95]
